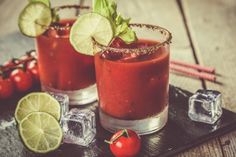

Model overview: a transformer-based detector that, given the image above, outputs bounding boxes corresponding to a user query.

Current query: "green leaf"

[93,0,117,19]
[115,14,130,25]
[119,27,137,44]
[93,0,137,44]
[115,22,128,36]
[51,8,60,23]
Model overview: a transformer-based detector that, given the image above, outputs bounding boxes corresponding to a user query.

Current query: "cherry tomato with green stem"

[105,129,141,157]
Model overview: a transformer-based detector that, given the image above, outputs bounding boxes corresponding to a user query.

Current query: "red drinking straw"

[170,64,216,81]
[170,60,215,73]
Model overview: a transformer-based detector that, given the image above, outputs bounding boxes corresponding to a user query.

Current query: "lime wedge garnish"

[19,112,62,153]
[28,0,50,7]
[18,2,52,37]
[15,92,61,123]
[70,13,114,56]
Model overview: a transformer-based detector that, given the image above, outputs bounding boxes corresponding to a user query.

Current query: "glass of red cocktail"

[36,5,97,105]
[95,24,172,135]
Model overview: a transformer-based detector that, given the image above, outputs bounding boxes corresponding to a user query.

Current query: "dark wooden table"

[0,0,236,156]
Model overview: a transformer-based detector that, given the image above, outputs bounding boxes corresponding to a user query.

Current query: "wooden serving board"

[1,85,236,157]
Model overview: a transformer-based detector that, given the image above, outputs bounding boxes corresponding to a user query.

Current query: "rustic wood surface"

[180,0,236,156]
[0,0,236,156]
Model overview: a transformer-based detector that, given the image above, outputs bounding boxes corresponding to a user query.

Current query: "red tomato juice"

[36,19,95,91]
[95,39,170,120]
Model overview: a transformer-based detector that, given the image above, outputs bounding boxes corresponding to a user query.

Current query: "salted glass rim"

[38,5,90,39]
[94,23,172,55]
[48,5,90,31]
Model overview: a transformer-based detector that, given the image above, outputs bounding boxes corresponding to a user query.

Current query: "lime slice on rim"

[28,0,51,7]
[19,112,62,153]
[70,13,114,56]
[18,2,52,37]
[15,92,61,123]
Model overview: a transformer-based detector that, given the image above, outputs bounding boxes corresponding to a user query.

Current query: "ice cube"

[188,90,222,124]
[49,92,69,117]
[62,108,96,147]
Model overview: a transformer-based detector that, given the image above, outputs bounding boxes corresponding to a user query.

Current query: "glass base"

[99,105,168,135]
[41,84,97,105]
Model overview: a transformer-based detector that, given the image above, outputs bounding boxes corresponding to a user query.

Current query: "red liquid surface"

[36,19,95,90]
[95,38,170,120]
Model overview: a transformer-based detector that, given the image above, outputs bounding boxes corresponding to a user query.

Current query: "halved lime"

[28,0,51,7]
[70,13,114,56]
[18,2,52,37]
[15,92,61,123]
[19,112,62,153]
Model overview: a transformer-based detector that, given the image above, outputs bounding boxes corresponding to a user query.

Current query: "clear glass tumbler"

[35,5,97,105]
[94,24,172,135]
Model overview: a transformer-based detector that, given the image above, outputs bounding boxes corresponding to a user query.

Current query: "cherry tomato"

[10,68,33,92]
[107,129,141,157]
[26,60,40,82]
[0,76,14,99]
